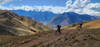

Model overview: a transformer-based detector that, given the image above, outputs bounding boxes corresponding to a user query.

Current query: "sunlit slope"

[83,19,100,29]
[62,19,100,30]
[0,10,51,36]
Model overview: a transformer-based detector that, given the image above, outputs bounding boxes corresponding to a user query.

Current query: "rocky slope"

[16,19,100,47]
[32,19,100,47]
[0,10,51,36]
[0,19,100,47]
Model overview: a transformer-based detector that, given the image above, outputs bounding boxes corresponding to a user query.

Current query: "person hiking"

[78,22,83,31]
[56,25,61,34]
[80,23,83,29]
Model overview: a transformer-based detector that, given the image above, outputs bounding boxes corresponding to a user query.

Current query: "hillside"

[63,19,100,30]
[83,19,100,29]
[0,19,100,47]
[16,19,100,47]
[0,10,51,36]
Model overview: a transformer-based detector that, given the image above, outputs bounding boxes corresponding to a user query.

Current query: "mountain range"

[48,12,97,27]
[10,10,58,24]
[10,10,98,28]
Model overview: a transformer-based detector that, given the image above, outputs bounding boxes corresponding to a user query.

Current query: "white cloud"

[65,0,100,16]
[0,0,12,4]
[1,5,66,14]
[0,0,100,16]
[66,0,72,8]
[82,3,100,16]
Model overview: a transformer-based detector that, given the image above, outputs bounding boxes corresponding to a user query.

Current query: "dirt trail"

[16,29,73,47]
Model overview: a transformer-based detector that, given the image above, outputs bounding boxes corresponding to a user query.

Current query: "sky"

[3,0,67,6]
[0,0,100,16]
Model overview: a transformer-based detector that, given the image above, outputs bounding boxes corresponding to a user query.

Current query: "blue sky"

[0,0,100,16]
[2,0,100,7]
[91,0,100,3]
[2,0,67,6]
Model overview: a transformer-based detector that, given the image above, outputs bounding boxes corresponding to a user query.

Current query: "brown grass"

[0,30,54,47]
[0,19,100,47]
[32,29,100,47]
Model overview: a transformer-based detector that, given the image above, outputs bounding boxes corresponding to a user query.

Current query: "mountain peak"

[48,12,97,28]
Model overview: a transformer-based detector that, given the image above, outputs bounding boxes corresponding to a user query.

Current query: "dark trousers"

[56,29,61,34]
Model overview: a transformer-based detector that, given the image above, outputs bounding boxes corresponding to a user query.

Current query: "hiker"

[56,25,61,34]
[80,23,83,29]
[78,22,83,30]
